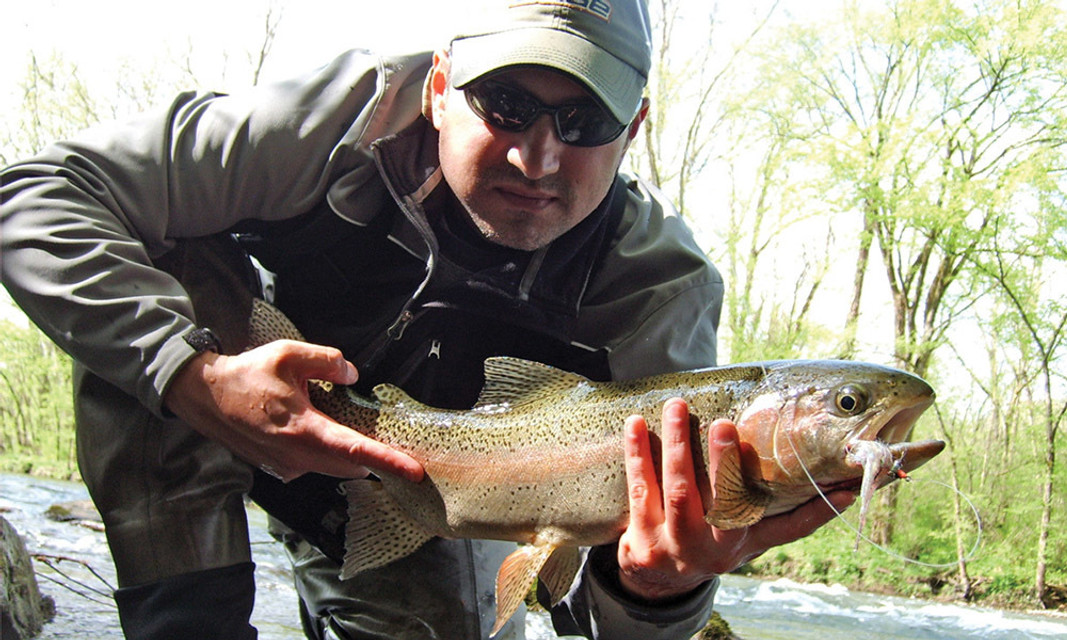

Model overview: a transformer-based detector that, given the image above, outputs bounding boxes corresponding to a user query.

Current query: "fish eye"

[833,384,870,416]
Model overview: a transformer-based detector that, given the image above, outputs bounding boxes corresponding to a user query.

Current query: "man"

[1,1,853,638]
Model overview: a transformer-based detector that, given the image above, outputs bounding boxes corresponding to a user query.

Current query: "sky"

[1,1,844,105]
[2,1,479,95]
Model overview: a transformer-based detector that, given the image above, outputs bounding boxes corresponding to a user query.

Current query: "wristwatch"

[183,327,223,354]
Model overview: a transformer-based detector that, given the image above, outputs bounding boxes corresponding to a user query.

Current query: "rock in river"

[1,514,55,639]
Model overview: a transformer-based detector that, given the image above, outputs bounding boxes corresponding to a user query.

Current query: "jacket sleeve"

[0,50,427,415]
[554,176,724,638]
[545,546,717,639]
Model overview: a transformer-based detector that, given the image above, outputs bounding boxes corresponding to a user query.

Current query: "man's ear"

[627,97,651,142]
[425,49,451,130]
[618,97,650,155]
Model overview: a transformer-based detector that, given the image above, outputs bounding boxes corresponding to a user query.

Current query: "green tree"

[634,0,837,363]
[740,0,1067,546]
[0,53,100,164]
[0,320,77,477]
[971,210,1067,605]
[1,3,288,476]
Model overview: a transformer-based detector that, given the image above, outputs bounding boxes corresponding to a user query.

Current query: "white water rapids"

[3,473,1064,639]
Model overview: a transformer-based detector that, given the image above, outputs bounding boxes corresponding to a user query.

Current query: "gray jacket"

[1,49,724,639]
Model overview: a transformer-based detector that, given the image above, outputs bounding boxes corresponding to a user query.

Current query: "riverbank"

[737,515,1067,619]
[741,562,1067,619]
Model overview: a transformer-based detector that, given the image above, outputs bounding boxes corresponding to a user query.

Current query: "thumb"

[705,418,743,505]
[274,340,358,385]
[706,419,740,474]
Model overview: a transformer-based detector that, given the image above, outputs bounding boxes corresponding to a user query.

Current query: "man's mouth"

[496,185,557,210]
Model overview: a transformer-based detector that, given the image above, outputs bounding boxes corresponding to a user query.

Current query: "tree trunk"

[949,454,973,599]
[1036,450,1052,606]
[840,210,875,359]
[1035,368,1057,607]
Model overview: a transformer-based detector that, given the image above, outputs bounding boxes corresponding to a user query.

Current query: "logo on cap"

[510,0,613,22]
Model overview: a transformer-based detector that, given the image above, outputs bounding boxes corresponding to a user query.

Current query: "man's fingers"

[660,398,704,532]
[311,418,424,483]
[624,413,663,529]
[704,418,738,493]
[748,490,856,553]
[273,340,358,385]
[268,341,426,480]
[345,433,425,483]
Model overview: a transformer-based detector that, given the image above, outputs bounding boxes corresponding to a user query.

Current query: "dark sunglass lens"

[468,83,537,131]
[466,81,626,146]
[555,106,625,147]
[556,106,586,144]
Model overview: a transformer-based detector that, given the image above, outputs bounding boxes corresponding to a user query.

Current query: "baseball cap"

[448,1,653,123]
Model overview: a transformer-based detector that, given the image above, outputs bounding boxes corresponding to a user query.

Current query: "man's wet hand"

[616,398,854,601]
[164,339,424,484]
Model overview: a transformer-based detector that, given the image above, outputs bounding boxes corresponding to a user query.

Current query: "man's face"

[430,54,647,251]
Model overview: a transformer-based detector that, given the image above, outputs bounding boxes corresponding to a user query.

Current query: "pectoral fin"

[707,439,771,529]
[538,546,581,606]
[492,542,556,637]
[340,479,434,579]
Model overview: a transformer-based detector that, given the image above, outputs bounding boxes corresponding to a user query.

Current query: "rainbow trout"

[248,299,943,635]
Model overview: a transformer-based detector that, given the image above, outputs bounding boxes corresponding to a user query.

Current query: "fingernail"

[711,423,734,447]
[666,398,687,417]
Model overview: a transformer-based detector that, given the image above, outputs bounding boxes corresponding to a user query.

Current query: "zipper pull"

[387,309,414,341]
[428,339,442,359]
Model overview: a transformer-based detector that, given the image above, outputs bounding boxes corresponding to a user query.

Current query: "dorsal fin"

[249,298,306,345]
[373,383,426,411]
[474,357,589,410]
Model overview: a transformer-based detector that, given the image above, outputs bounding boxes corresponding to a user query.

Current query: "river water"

[3,473,1065,640]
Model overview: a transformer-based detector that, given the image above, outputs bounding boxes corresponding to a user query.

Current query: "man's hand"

[164,339,424,483]
[616,398,855,601]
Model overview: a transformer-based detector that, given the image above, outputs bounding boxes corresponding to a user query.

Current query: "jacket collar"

[333,118,623,336]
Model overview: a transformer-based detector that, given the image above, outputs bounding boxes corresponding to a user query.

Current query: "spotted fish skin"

[246,299,943,635]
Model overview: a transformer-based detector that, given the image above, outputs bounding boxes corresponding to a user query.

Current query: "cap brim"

[450,28,644,123]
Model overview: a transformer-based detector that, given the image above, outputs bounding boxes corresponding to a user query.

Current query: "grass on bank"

[740,474,1067,612]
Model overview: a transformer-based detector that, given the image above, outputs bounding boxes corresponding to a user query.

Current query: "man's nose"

[506,115,563,180]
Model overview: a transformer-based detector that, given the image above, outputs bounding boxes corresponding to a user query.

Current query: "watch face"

[185,327,222,354]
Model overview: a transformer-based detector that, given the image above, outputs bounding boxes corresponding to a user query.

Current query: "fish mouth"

[817,436,945,492]
[887,438,946,474]
[873,396,934,445]
[867,393,943,475]
[819,393,943,492]
[839,391,942,548]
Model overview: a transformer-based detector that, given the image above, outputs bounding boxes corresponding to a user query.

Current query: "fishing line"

[781,425,982,569]
[33,554,117,607]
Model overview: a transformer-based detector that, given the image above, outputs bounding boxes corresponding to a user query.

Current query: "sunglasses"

[463,79,628,147]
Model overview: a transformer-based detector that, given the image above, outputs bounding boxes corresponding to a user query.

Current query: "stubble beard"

[460,167,574,251]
